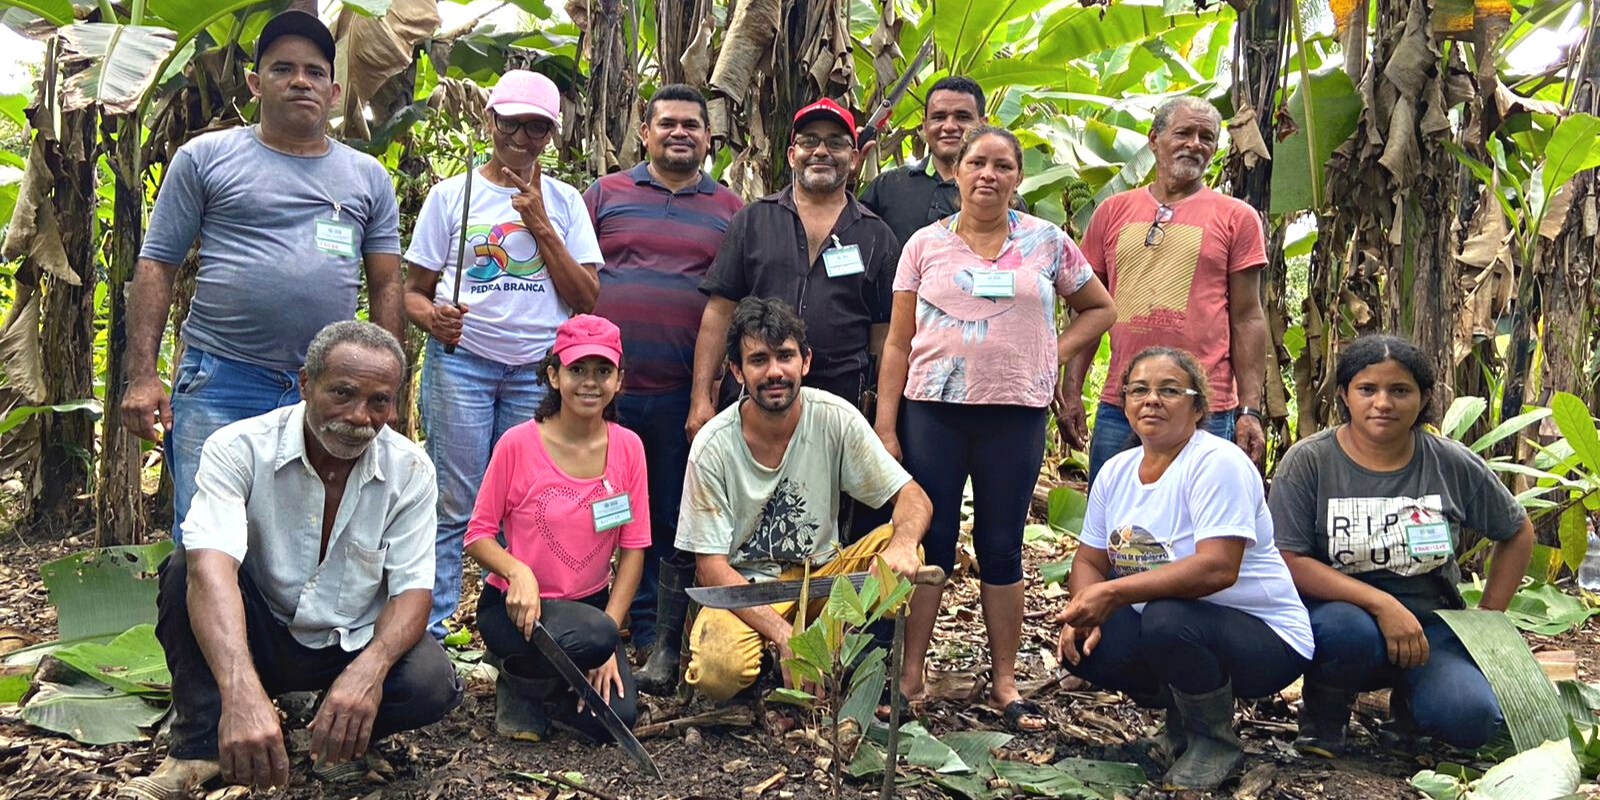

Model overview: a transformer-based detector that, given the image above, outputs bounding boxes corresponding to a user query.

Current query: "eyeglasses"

[493,115,554,138]
[794,133,855,153]
[1144,204,1175,247]
[1122,384,1200,402]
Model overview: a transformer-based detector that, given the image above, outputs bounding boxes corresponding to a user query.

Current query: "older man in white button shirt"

[120,321,461,800]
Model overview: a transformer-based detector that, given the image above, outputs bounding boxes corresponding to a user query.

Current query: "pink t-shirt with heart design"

[465,420,650,599]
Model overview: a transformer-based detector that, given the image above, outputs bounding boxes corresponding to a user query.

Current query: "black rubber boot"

[637,557,693,696]
[1163,681,1244,791]
[495,654,558,741]
[1295,681,1357,758]
[1130,687,1186,766]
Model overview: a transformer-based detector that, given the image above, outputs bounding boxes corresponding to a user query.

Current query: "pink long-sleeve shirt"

[465,420,651,598]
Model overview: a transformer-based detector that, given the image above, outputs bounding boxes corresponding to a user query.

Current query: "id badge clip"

[822,235,865,278]
[315,202,358,257]
[972,269,1015,298]
[1405,521,1452,558]
[592,478,633,532]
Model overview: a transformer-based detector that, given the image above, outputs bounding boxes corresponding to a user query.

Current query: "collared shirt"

[180,403,436,652]
[699,186,898,391]
[585,162,745,394]
[860,157,1029,247]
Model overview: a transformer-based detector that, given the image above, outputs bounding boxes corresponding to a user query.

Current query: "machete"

[687,565,946,610]
[444,131,475,355]
[857,36,936,147]
[530,621,662,778]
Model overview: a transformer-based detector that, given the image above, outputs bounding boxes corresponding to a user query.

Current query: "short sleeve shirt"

[893,211,1093,407]
[700,188,898,386]
[141,127,403,370]
[675,389,912,580]
[465,421,650,600]
[585,163,744,394]
[1080,186,1267,411]
[1268,427,1528,618]
[405,169,603,366]
[1086,430,1313,658]
[180,403,436,652]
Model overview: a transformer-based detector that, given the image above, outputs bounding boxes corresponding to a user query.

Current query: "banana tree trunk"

[33,107,100,535]
[1537,28,1600,410]
[96,120,150,546]
[581,0,640,176]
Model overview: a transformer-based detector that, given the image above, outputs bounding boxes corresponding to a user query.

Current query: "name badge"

[592,493,633,532]
[823,244,865,278]
[972,270,1015,298]
[1405,521,1452,558]
[314,218,358,258]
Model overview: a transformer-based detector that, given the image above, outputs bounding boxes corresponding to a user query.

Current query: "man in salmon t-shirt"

[1061,96,1269,485]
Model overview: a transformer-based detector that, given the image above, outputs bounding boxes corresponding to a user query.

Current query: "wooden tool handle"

[913,565,946,585]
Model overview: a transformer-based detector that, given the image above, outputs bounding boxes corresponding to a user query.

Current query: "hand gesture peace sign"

[502,163,551,232]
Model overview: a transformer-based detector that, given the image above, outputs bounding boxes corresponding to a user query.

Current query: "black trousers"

[1064,599,1309,698]
[155,553,464,760]
[477,585,639,741]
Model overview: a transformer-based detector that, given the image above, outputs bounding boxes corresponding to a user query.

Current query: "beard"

[1168,151,1207,181]
[311,418,379,460]
[654,139,701,171]
[747,376,799,413]
[796,157,846,193]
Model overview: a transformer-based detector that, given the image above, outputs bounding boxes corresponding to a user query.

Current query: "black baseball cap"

[254,9,336,68]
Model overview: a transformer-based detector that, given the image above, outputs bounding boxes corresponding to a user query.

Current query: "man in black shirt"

[686,98,898,439]
[861,76,1005,245]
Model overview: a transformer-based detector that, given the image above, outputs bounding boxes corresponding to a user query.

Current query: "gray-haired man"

[119,321,460,800]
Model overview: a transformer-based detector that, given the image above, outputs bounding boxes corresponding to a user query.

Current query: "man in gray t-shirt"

[119,10,403,544]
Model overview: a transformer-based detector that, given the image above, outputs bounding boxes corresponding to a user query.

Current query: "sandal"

[1001,698,1049,733]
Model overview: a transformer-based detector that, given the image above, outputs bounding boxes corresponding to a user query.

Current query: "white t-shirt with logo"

[405,169,603,365]
[1085,430,1314,658]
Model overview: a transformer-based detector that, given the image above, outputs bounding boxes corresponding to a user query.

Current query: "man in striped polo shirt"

[585,84,744,695]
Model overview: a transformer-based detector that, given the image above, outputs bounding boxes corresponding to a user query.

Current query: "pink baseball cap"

[553,315,623,366]
[487,70,562,132]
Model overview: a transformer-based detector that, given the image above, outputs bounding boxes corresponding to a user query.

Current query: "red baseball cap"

[553,315,623,366]
[792,98,857,141]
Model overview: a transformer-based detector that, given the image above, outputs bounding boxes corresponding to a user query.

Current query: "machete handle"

[911,565,946,585]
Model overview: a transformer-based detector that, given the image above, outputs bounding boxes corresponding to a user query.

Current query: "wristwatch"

[1236,406,1263,420]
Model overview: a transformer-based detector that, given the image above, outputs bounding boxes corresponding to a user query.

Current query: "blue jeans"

[1087,401,1237,487]
[419,339,546,639]
[1305,600,1503,749]
[167,346,301,544]
[615,389,693,648]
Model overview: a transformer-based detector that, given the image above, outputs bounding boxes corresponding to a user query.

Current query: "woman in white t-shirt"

[1056,347,1312,791]
[402,71,605,641]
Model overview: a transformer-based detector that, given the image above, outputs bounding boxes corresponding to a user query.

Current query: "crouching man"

[119,321,462,800]
[676,297,932,701]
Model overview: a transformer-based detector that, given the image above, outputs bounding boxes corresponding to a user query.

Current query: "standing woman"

[465,315,647,742]
[1056,347,1312,790]
[1270,334,1533,754]
[404,70,605,639]
[876,125,1116,732]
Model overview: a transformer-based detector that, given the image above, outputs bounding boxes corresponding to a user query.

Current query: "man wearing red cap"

[686,98,899,440]
[122,9,405,546]
[404,69,604,642]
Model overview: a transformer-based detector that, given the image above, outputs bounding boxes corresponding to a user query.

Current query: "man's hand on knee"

[218,685,289,789]
[310,661,384,767]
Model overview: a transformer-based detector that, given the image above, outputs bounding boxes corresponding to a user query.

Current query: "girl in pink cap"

[464,314,648,742]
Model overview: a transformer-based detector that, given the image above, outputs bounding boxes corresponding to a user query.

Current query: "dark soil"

[0,511,1594,800]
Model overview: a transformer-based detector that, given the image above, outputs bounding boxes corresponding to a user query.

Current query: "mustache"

[805,156,839,168]
[322,420,378,441]
[758,378,794,391]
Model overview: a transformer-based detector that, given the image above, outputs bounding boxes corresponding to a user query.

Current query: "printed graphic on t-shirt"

[736,477,823,565]
[1325,495,1451,576]
[1106,524,1173,577]
[465,221,548,293]
[1112,223,1203,328]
